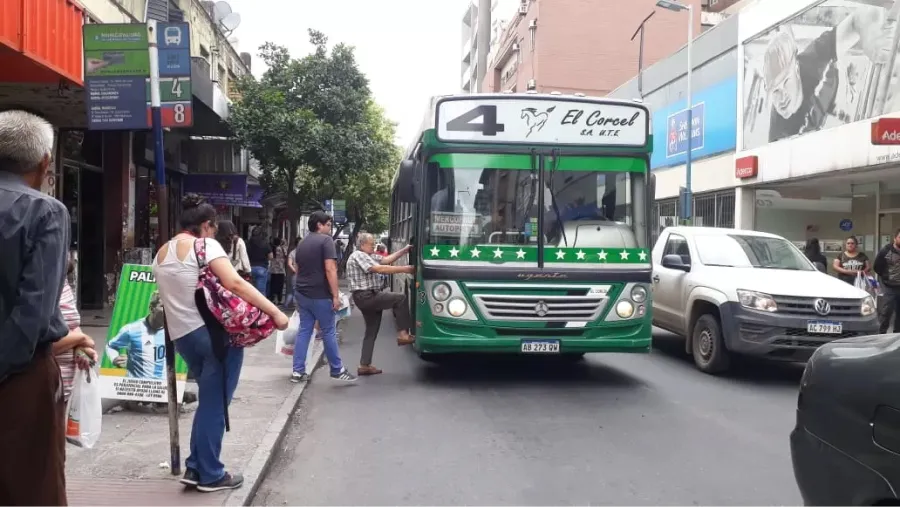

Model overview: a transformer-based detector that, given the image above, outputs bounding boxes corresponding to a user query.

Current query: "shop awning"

[0,0,84,86]
[182,174,263,208]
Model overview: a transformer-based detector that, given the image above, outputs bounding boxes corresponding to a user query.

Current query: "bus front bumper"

[414,319,652,354]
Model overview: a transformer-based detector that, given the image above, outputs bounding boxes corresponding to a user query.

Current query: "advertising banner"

[742,0,900,150]
[99,264,188,403]
[651,76,737,169]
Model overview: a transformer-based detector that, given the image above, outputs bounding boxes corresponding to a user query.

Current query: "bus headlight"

[862,296,876,316]
[447,298,468,317]
[616,301,635,319]
[631,285,648,303]
[432,282,452,302]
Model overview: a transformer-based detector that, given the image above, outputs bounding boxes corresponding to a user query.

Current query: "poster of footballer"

[99,264,189,403]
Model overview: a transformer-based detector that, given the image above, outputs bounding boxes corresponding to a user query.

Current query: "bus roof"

[403,92,650,159]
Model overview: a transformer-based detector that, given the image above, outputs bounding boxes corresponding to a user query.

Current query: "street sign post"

[83,22,192,130]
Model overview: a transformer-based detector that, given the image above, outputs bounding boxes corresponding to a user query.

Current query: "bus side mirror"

[397,159,420,203]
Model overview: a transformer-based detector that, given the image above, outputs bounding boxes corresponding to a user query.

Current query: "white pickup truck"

[651,226,878,374]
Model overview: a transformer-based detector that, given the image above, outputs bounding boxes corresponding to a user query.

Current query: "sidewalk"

[65,336,325,506]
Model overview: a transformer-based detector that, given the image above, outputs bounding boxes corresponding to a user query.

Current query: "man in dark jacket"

[0,110,70,505]
[873,229,900,333]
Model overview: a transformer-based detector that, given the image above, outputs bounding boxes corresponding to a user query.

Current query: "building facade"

[0,0,260,311]
[610,0,900,268]
[482,0,703,96]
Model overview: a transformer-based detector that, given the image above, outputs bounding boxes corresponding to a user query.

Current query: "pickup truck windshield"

[694,234,814,271]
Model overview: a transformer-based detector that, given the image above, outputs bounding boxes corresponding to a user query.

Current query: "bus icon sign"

[164,26,182,46]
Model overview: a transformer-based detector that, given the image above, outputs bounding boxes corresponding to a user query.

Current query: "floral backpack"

[194,238,275,347]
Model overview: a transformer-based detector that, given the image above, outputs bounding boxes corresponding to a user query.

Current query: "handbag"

[194,238,276,348]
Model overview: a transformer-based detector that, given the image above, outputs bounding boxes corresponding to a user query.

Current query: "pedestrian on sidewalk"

[346,233,415,376]
[247,226,272,295]
[0,110,71,505]
[285,237,299,309]
[874,229,900,333]
[291,211,356,383]
[268,237,287,305]
[54,256,99,403]
[216,220,251,281]
[153,195,289,493]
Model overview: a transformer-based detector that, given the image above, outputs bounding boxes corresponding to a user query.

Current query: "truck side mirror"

[661,254,690,272]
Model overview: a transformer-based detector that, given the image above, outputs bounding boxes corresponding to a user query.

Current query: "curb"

[223,342,326,507]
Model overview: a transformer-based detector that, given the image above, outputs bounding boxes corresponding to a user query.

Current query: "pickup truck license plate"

[807,321,842,334]
[521,340,560,353]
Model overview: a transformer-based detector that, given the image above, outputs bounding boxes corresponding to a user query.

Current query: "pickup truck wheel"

[691,314,730,374]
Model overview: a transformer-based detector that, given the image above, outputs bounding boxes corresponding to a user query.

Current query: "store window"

[652,190,736,244]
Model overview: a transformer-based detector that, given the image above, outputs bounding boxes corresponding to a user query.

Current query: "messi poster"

[99,264,188,403]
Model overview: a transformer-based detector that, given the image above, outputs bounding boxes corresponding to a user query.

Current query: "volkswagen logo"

[813,298,831,316]
[534,300,549,317]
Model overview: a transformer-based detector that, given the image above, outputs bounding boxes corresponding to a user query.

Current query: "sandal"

[397,335,415,346]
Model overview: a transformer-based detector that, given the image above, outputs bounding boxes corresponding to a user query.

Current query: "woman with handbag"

[216,220,251,281]
[152,195,288,493]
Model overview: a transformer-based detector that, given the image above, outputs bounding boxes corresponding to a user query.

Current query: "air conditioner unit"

[527,79,536,90]
[518,4,527,15]
[529,19,538,29]
[512,42,520,51]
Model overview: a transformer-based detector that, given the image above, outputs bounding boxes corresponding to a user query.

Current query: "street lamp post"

[657,0,694,224]
[630,11,656,99]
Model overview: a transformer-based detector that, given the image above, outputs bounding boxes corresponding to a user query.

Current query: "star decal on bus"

[430,246,440,257]
[598,250,608,261]
[576,250,586,260]
[555,249,566,260]
[449,247,460,258]
[470,247,481,258]
[638,251,648,261]
[515,249,526,259]
[620,250,630,260]
[493,248,504,259]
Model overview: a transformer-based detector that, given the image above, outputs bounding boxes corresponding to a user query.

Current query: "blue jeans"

[174,326,244,485]
[292,293,343,375]
[251,266,268,294]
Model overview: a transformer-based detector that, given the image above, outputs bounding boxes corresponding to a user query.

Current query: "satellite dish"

[212,1,232,22]
[220,12,241,34]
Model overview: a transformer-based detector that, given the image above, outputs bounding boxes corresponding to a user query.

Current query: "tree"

[229,30,382,240]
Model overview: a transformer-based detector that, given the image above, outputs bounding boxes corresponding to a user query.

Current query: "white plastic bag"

[66,367,102,449]
[284,311,299,346]
[855,271,868,291]
[275,330,293,356]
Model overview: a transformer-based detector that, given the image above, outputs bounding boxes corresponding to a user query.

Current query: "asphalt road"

[255,316,804,506]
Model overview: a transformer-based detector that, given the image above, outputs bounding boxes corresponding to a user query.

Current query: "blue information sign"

[840,219,853,232]
[666,103,705,158]
[85,76,150,130]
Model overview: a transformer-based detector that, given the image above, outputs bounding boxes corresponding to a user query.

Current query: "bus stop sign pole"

[147,19,181,477]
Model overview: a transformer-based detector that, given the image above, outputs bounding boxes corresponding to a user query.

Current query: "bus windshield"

[423,154,647,262]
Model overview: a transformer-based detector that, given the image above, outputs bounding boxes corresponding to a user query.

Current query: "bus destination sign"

[435,97,648,146]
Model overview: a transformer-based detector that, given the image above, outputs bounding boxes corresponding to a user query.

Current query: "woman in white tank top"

[152,194,287,493]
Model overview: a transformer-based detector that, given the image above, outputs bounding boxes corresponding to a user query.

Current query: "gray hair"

[357,232,375,247]
[0,110,54,175]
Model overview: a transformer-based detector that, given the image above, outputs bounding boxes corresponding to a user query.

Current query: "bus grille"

[466,283,609,322]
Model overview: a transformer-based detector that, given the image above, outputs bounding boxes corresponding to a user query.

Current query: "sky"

[221,0,514,147]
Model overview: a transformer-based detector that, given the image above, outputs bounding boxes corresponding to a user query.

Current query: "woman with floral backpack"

[152,195,288,493]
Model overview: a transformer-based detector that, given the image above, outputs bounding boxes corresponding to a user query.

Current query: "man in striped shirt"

[106,292,166,379]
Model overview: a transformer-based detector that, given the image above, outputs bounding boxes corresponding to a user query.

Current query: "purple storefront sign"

[182,175,262,207]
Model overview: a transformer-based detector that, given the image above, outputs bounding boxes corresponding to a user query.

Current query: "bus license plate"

[807,321,842,334]
[521,340,560,353]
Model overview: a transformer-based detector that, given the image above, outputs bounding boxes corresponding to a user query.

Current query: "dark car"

[791,333,900,505]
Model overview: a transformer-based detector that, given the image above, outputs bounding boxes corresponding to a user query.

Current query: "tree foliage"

[229,30,399,240]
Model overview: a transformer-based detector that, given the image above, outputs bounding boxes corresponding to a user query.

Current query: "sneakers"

[330,368,357,382]
[197,472,244,492]
[292,368,357,383]
[180,468,199,486]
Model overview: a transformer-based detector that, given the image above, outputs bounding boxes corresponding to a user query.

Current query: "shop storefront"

[735,0,900,263]
[182,173,264,236]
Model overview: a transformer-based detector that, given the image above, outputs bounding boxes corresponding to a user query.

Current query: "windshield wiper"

[548,148,569,247]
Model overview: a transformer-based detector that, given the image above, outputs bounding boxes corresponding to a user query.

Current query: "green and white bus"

[389,93,655,359]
